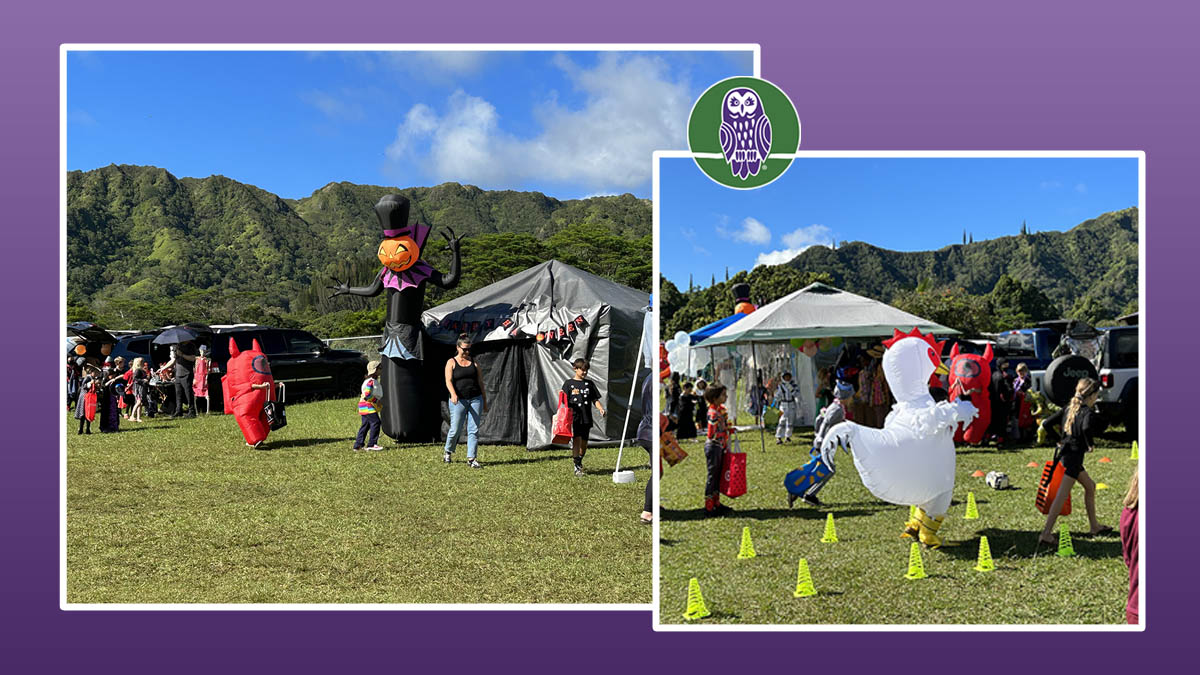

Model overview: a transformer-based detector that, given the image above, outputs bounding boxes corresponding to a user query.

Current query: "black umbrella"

[153,326,199,345]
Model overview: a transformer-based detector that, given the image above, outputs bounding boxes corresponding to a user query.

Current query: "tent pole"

[753,341,766,453]
[614,314,646,474]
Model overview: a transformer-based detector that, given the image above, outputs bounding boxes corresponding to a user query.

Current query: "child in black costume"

[676,382,698,439]
[562,358,605,476]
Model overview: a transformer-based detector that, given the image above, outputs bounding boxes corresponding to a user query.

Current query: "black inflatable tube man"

[329,194,463,441]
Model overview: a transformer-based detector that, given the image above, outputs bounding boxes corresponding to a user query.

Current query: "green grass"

[659,425,1137,624]
[67,397,651,604]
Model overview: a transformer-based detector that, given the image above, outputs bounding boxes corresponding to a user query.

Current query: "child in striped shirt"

[353,360,383,451]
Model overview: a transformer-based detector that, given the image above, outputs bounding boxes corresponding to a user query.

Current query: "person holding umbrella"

[154,327,199,418]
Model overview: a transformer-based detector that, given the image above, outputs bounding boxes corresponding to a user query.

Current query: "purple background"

[4,0,1194,669]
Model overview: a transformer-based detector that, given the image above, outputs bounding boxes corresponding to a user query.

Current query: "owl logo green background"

[687,76,801,189]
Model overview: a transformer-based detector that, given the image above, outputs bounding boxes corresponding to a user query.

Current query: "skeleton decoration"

[719,87,772,179]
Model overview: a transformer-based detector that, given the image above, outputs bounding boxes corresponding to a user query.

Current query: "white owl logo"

[720,87,772,180]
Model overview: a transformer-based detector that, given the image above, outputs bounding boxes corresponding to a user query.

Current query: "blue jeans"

[445,396,483,459]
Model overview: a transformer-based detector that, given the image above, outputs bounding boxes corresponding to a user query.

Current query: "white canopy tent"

[693,283,958,444]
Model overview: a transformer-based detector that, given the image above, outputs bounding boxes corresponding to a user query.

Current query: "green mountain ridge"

[67,164,651,333]
[662,207,1138,336]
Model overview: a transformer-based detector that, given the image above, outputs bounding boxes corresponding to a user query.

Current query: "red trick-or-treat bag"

[552,391,574,445]
[83,391,97,422]
[720,439,747,498]
[1036,459,1071,515]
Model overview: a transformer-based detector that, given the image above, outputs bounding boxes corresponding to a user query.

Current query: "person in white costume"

[821,328,977,548]
[774,371,800,443]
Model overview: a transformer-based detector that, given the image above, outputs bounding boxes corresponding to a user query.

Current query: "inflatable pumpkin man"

[820,328,977,548]
[222,337,275,448]
[329,194,463,442]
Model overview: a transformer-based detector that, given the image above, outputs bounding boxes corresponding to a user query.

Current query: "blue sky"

[67,50,754,200]
[660,156,1139,289]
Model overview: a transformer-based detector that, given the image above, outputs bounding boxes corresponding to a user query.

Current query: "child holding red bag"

[704,384,734,516]
[562,358,605,477]
[74,361,98,434]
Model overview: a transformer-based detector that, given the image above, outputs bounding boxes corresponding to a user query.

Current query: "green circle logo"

[687,77,801,189]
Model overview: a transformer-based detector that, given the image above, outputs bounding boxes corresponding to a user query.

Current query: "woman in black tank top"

[443,334,488,468]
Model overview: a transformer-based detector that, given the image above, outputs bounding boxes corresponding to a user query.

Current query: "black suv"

[111,325,367,407]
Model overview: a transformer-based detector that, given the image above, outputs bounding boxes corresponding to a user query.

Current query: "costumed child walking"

[774,371,800,444]
[1037,377,1112,545]
[353,360,384,451]
[128,357,147,422]
[787,381,854,507]
[562,358,605,477]
[74,361,98,434]
[703,384,734,516]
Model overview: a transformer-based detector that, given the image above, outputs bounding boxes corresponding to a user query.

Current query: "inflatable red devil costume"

[222,337,275,447]
[948,342,993,445]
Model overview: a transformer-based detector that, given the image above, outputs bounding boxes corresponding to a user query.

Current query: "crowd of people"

[66,340,214,434]
[662,338,1137,623]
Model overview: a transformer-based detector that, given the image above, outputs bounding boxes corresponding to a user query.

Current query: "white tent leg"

[614,319,646,476]
[753,341,766,453]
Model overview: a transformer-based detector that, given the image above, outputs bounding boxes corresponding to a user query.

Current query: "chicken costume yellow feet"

[901,507,944,548]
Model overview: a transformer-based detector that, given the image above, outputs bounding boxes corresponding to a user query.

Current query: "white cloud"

[300,90,365,121]
[381,51,491,79]
[679,226,710,256]
[755,224,833,267]
[68,109,97,126]
[1040,180,1062,190]
[717,217,771,245]
[309,51,493,82]
[1075,182,1088,194]
[384,53,692,192]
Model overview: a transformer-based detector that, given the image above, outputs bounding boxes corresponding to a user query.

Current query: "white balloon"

[674,331,690,345]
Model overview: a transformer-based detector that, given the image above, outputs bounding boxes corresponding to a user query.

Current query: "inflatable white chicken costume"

[821,328,977,547]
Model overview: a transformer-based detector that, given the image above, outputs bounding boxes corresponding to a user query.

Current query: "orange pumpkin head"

[377,236,420,272]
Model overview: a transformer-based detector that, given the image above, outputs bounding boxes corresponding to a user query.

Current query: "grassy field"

[66,397,651,604]
[659,423,1137,625]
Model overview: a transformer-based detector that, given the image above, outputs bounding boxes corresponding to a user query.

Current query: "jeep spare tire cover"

[1043,355,1099,407]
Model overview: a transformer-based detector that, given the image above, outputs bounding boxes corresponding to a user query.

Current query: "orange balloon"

[74,344,87,355]
[100,344,113,355]
[377,235,421,272]
[735,301,756,315]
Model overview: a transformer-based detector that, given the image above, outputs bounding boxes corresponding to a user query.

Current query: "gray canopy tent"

[696,282,958,446]
[423,260,649,449]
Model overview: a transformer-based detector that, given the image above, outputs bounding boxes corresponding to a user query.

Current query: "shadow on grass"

[99,425,166,433]
[266,437,348,450]
[661,506,881,522]
[483,454,571,467]
[937,527,1123,561]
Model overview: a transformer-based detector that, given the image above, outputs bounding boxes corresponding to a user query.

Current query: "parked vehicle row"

[70,323,367,411]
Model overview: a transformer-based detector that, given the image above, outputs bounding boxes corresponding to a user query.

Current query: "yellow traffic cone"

[793,559,816,597]
[821,513,839,543]
[1130,441,1139,460]
[904,541,927,580]
[973,536,995,572]
[737,526,757,559]
[1057,524,1076,557]
[964,492,980,520]
[683,577,711,620]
